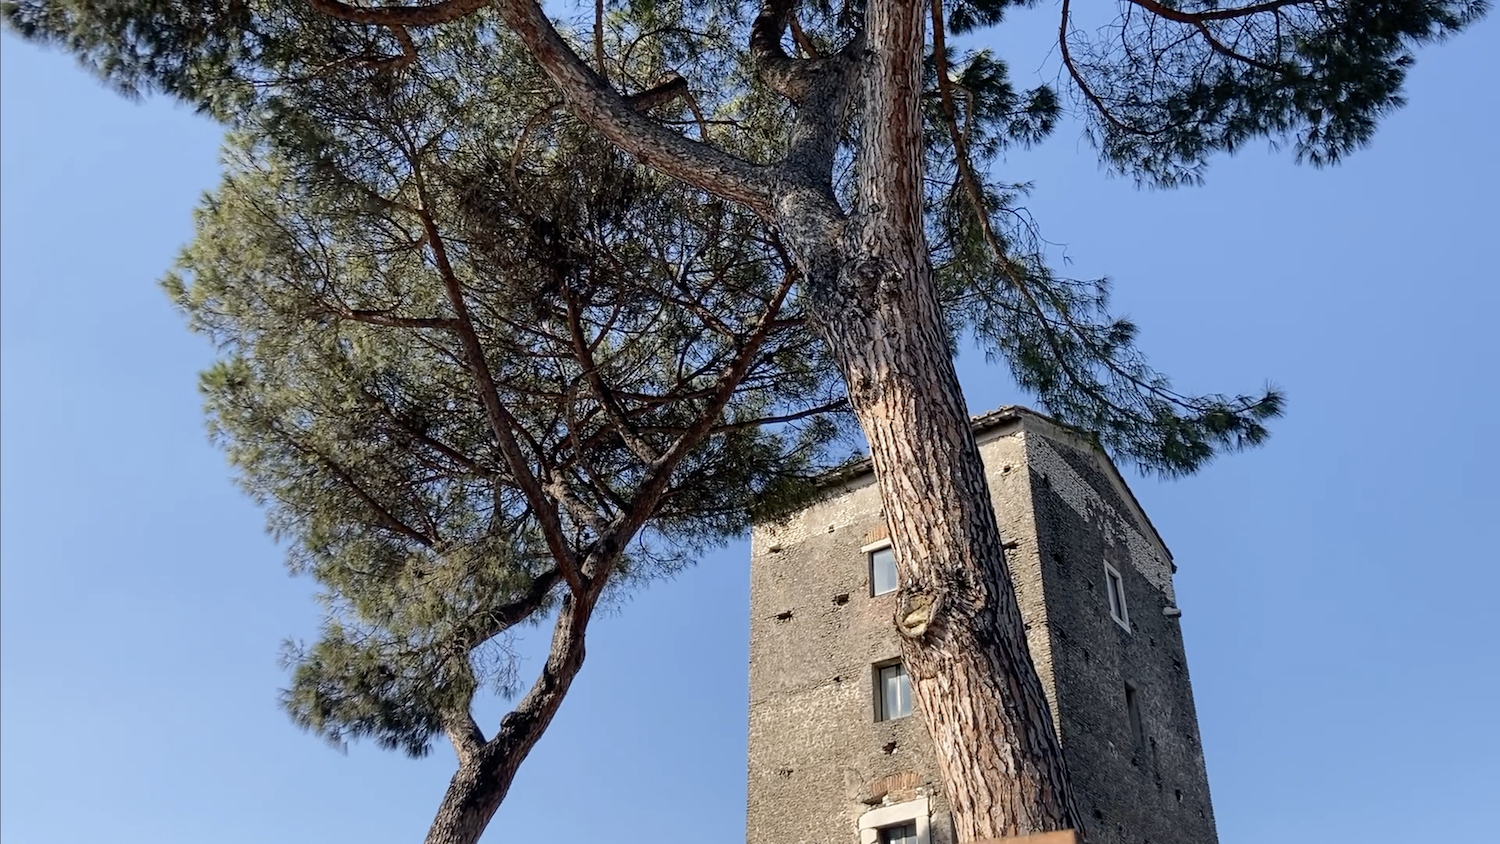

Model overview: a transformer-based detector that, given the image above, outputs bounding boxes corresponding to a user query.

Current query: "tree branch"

[410,183,586,597]
[327,304,458,330]
[491,0,776,215]
[423,586,600,844]
[280,428,437,548]
[305,0,492,28]
[596,271,798,574]
[1125,0,1313,25]
[708,398,849,433]
[562,285,661,465]
[750,0,813,100]
[1060,0,1140,136]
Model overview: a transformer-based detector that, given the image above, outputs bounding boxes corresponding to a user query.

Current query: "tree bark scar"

[895,585,945,643]
[849,256,889,298]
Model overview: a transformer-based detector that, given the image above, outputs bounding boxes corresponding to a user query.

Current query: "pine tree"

[167,43,849,841]
[5,0,1485,840]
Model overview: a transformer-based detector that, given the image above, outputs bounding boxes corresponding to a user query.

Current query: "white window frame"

[858,798,932,844]
[863,538,897,596]
[1104,560,1131,632]
[874,659,913,721]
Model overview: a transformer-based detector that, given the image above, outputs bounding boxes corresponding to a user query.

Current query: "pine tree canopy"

[12,0,1486,478]
[154,38,853,758]
[4,0,1484,839]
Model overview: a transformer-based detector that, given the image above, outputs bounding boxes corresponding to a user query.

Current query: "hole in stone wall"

[1175,789,1182,802]
[774,610,793,622]
[776,767,793,778]
[833,593,850,605]
[881,741,898,755]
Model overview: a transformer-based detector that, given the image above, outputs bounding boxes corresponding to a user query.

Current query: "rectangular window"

[859,800,930,844]
[1125,682,1146,751]
[1104,561,1130,631]
[868,543,897,596]
[876,661,912,721]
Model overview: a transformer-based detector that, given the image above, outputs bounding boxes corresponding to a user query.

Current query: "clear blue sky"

[2,12,1496,843]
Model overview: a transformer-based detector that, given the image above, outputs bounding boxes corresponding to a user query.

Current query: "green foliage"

[156,37,849,754]
[6,0,1483,761]
[1062,0,1488,184]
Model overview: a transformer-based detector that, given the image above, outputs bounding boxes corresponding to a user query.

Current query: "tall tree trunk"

[422,592,596,844]
[807,232,1084,838]
[493,0,1085,834]
[786,0,1085,835]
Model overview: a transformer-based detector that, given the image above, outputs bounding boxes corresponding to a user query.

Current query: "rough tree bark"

[774,0,1085,835]
[499,0,1085,837]
[312,0,1087,837]
[423,591,597,844]
[812,216,1082,841]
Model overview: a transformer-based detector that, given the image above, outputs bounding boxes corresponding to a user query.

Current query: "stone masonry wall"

[746,409,1218,844]
[1023,432,1217,844]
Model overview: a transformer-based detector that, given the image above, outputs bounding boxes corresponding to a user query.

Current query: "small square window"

[1104,561,1130,632]
[869,544,897,596]
[876,661,912,721]
[880,823,919,844]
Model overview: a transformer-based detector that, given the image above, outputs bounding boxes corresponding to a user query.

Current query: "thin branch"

[284,429,437,548]
[596,271,798,575]
[1125,0,1313,25]
[1192,20,1282,72]
[1060,0,1142,136]
[593,0,606,77]
[562,285,661,465]
[305,0,492,28]
[708,398,849,433]
[492,0,775,214]
[328,304,458,330]
[410,176,586,597]
[936,0,1137,423]
[789,11,820,58]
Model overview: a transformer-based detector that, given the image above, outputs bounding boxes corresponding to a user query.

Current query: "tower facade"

[746,407,1218,844]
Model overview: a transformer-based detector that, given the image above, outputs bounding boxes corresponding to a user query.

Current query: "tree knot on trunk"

[894,585,945,640]
[847,255,890,299]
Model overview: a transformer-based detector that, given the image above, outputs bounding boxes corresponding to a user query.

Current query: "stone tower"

[746,407,1218,844]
